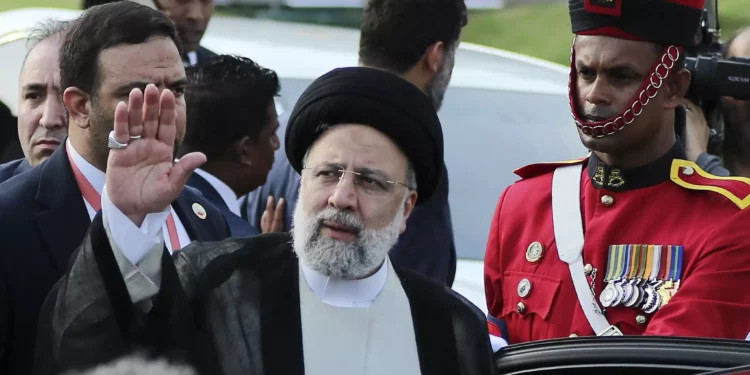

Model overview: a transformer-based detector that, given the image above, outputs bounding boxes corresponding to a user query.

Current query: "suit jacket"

[35,225,496,375]
[187,173,257,237]
[0,145,230,375]
[0,158,31,183]
[195,46,217,65]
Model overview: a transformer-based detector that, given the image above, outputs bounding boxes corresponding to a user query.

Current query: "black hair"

[183,55,280,160]
[60,1,181,95]
[358,0,468,74]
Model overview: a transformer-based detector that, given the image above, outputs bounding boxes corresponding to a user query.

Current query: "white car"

[0,7,587,315]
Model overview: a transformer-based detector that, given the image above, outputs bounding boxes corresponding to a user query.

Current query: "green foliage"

[462,0,750,65]
[0,0,79,12]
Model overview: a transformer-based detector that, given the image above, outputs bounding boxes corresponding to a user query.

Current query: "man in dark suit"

[183,55,282,237]
[0,158,29,182]
[0,4,230,374]
[0,20,71,183]
[152,0,217,67]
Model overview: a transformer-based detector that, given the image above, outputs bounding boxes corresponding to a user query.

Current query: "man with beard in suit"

[0,3,230,374]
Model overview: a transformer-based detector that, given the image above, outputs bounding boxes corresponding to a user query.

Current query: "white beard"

[292,193,406,280]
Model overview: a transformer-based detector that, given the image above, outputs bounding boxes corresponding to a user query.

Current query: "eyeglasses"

[302,165,415,196]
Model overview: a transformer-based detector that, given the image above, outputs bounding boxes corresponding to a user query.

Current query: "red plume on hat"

[567,0,706,138]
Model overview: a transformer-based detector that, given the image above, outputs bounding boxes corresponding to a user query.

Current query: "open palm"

[106,84,206,226]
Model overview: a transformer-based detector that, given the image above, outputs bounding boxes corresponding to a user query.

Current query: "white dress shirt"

[194,168,241,217]
[68,140,105,220]
[184,51,198,67]
[299,259,421,375]
[301,259,387,308]
[67,139,191,255]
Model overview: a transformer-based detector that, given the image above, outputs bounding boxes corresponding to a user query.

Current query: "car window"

[440,88,587,260]
[277,78,587,261]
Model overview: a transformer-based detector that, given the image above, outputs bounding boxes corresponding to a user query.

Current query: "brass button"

[683,166,695,176]
[569,333,578,338]
[583,263,593,275]
[526,241,544,263]
[516,302,527,314]
[636,314,647,325]
[517,279,532,298]
[601,195,614,206]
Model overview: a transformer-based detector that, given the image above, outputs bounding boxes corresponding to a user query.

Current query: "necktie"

[66,143,183,251]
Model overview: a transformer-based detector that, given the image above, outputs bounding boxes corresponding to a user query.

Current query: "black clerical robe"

[34,213,496,375]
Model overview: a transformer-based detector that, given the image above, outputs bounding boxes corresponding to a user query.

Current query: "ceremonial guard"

[485,0,750,346]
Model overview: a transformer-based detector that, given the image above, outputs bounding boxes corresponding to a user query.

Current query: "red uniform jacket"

[485,144,750,343]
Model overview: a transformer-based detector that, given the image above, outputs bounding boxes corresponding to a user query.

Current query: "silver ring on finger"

[129,135,142,140]
[107,130,129,150]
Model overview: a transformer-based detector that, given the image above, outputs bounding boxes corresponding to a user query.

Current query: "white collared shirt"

[184,51,198,67]
[300,260,388,308]
[67,139,191,253]
[67,139,104,219]
[194,168,241,217]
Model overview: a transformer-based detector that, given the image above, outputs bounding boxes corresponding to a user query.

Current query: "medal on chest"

[600,244,684,314]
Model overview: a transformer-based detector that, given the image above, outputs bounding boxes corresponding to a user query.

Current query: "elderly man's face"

[293,124,417,280]
[18,36,67,166]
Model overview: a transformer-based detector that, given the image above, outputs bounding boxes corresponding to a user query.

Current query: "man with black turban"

[34,67,495,375]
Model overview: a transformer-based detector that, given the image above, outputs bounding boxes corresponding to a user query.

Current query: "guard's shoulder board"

[670,159,750,210]
[514,157,588,180]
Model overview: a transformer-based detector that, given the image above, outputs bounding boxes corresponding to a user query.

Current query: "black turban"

[285,67,444,205]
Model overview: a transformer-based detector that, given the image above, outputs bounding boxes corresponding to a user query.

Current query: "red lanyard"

[66,142,182,250]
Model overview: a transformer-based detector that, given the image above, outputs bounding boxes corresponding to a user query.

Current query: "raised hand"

[260,196,286,233]
[106,84,206,226]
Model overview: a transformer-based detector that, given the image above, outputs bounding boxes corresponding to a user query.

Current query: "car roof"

[0,7,570,115]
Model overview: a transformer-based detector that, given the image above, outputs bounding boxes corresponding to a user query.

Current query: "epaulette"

[514,157,588,180]
[670,159,750,210]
